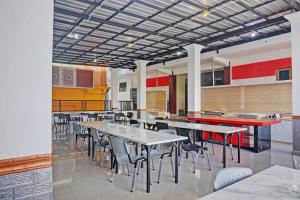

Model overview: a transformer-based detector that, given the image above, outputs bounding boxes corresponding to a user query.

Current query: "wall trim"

[0,153,52,176]
[292,115,300,120]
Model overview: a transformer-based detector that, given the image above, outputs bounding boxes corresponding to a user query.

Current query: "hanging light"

[251,32,257,38]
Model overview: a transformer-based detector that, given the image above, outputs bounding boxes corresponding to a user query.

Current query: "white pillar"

[134,60,149,119]
[110,68,119,111]
[184,44,205,117]
[285,12,300,154]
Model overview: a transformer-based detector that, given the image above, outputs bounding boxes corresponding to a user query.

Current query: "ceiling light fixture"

[176,50,183,56]
[127,42,134,48]
[67,33,79,39]
[251,32,257,37]
[202,9,209,17]
[93,58,97,63]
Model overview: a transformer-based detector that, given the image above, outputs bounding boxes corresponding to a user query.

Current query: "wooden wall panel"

[201,82,291,114]
[202,86,241,113]
[147,91,166,112]
[244,83,291,113]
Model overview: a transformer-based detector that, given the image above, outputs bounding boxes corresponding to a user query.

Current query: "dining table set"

[77,117,247,193]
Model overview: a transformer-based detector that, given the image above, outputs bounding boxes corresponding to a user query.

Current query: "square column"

[184,44,205,117]
[110,68,119,111]
[285,12,300,154]
[134,60,149,119]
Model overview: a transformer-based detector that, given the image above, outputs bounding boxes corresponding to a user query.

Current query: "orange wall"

[52,86,108,112]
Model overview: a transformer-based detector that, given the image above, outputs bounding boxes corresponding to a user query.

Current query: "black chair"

[87,113,98,121]
[156,122,168,131]
[129,119,139,125]
[114,112,125,124]
[53,113,70,137]
[176,128,211,171]
[126,112,133,119]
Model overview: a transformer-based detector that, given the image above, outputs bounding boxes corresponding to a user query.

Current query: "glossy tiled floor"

[52,131,298,200]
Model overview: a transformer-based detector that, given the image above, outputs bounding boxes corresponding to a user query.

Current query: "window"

[277,68,291,81]
[119,82,127,92]
[201,71,213,86]
[201,69,226,86]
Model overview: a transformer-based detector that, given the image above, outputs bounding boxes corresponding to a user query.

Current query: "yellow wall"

[52,86,108,112]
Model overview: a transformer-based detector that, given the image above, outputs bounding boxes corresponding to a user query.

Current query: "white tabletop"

[199,165,300,200]
[78,121,187,146]
[138,119,247,134]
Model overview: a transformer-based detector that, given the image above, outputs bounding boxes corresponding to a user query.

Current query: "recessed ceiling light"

[127,42,134,48]
[93,58,97,63]
[251,32,257,37]
[176,50,182,56]
[67,33,79,39]
[202,9,209,17]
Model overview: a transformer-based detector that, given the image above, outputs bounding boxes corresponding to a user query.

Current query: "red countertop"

[186,116,281,126]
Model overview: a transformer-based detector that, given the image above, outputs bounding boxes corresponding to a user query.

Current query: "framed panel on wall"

[76,69,93,88]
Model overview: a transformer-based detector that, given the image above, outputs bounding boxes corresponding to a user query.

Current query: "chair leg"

[193,151,200,173]
[127,164,130,176]
[131,163,139,192]
[151,158,155,170]
[230,143,234,160]
[205,150,212,171]
[157,158,163,183]
[170,156,175,177]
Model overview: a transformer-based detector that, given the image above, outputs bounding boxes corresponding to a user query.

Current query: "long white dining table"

[78,121,187,193]
[137,119,247,168]
[199,165,300,200]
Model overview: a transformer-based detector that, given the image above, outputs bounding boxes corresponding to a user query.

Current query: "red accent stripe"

[146,76,169,87]
[232,57,291,80]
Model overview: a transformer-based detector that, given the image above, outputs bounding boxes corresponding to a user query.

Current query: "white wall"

[0,0,53,159]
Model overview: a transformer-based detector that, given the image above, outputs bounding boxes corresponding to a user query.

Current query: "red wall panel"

[232,57,291,80]
[146,76,169,87]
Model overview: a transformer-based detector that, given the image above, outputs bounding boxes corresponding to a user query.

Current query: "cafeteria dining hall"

[1,0,300,199]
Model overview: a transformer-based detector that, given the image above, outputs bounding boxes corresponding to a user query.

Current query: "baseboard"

[0,153,52,176]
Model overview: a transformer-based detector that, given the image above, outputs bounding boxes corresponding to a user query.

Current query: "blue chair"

[109,136,146,192]
[73,123,88,153]
[157,129,176,183]
[90,128,110,162]
[141,129,175,183]
[213,167,253,191]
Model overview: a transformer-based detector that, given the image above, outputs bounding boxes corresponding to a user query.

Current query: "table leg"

[237,132,241,163]
[88,128,91,156]
[146,145,151,193]
[223,134,227,168]
[175,141,179,184]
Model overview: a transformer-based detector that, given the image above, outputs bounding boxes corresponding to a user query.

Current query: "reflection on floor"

[52,132,297,200]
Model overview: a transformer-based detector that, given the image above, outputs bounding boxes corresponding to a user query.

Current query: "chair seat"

[182,144,207,152]
[116,154,145,165]
[95,140,110,147]
[142,149,162,158]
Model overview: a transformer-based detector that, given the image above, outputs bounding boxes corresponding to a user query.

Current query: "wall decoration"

[52,66,60,86]
[76,69,93,88]
[61,67,75,87]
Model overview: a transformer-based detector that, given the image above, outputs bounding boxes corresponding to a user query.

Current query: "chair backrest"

[213,167,253,191]
[130,119,139,125]
[109,136,129,158]
[154,117,164,120]
[130,124,139,128]
[175,128,191,144]
[156,122,168,130]
[87,113,98,121]
[159,129,175,148]
[90,127,98,139]
[73,123,81,135]
[126,112,133,119]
